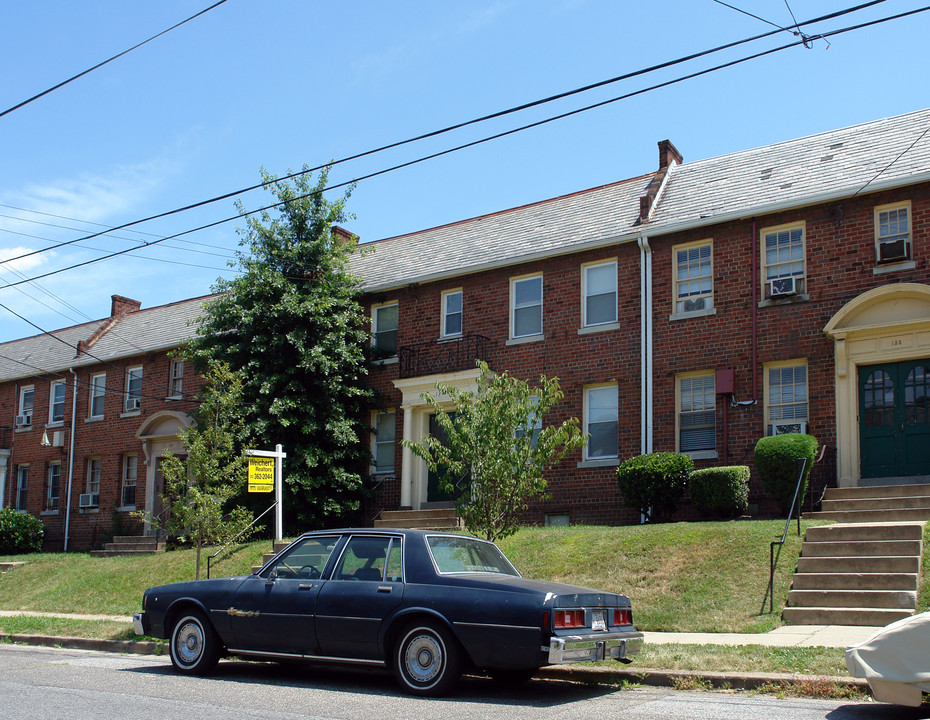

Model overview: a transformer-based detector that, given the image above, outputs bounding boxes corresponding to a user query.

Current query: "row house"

[353,108,930,526]
[0,295,207,550]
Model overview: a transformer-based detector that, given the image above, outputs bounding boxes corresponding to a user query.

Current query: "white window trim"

[581,259,618,328]
[48,379,66,426]
[581,383,619,462]
[440,289,463,339]
[120,454,138,510]
[509,273,544,341]
[371,301,399,361]
[676,370,718,458]
[168,359,184,399]
[46,462,61,513]
[760,221,806,301]
[764,358,809,436]
[371,410,396,475]
[873,200,911,265]
[17,385,34,428]
[124,366,142,415]
[89,373,106,419]
[15,465,28,512]
[671,239,714,316]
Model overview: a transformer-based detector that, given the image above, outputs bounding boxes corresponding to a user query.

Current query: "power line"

[0,1,891,272]
[0,0,230,120]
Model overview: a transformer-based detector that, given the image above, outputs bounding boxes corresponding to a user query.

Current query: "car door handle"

[298,583,315,590]
[377,586,393,593]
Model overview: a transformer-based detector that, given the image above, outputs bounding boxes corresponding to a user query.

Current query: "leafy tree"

[187,166,374,528]
[157,361,254,580]
[403,361,586,542]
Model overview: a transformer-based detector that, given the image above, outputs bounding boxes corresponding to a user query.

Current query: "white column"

[0,450,9,510]
[400,405,415,508]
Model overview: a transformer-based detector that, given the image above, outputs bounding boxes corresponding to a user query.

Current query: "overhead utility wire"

[1,4,926,294]
[0,0,230,120]
[0,0,890,271]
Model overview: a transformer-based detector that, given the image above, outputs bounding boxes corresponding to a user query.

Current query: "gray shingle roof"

[351,175,654,292]
[646,107,930,232]
[0,321,106,382]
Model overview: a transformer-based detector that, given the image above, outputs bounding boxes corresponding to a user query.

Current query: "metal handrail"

[206,502,277,579]
[764,456,809,614]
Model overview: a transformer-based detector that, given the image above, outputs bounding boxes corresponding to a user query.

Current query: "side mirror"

[265,568,277,586]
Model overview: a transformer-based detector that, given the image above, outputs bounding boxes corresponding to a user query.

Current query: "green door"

[859,360,930,478]
[426,413,460,503]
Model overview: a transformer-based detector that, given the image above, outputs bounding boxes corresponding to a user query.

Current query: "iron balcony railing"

[399,334,491,379]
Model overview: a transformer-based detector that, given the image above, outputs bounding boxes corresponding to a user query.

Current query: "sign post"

[246,444,286,541]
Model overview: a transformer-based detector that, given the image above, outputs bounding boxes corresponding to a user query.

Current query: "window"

[372,411,396,474]
[372,302,398,358]
[761,222,805,299]
[15,466,28,511]
[265,535,340,579]
[673,241,713,313]
[17,385,34,427]
[875,201,911,263]
[121,454,138,508]
[441,289,463,338]
[766,361,808,435]
[510,275,543,339]
[85,458,101,506]
[46,463,61,512]
[89,373,106,418]
[334,535,395,581]
[125,366,142,412]
[169,359,184,397]
[514,396,542,448]
[581,260,618,327]
[49,380,66,424]
[584,385,618,459]
[678,373,716,454]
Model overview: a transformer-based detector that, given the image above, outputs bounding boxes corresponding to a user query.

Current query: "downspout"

[751,219,758,401]
[638,234,653,455]
[63,368,78,552]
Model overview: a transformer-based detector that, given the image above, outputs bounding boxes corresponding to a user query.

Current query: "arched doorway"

[136,411,195,536]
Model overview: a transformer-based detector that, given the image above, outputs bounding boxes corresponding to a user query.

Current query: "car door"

[315,535,405,660]
[227,535,342,655]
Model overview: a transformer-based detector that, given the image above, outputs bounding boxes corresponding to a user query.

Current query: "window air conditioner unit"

[683,297,706,312]
[769,277,797,298]
[126,397,141,411]
[79,493,99,508]
[14,414,31,427]
[52,431,65,447]
[878,239,908,263]
[772,421,807,436]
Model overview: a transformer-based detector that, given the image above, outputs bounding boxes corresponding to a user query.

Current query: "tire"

[393,622,461,697]
[169,609,221,676]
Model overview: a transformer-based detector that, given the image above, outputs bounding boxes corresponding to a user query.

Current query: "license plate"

[592,611,606,631]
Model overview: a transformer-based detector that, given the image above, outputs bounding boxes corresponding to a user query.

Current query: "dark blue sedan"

[133,528,643,696]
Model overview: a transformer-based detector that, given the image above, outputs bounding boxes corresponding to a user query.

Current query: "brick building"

[353,108,930,525]
[0,295,207,550]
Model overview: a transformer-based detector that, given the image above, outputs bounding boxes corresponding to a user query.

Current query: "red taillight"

[614,608,632,626]
[542,611,550,630]
[554,609,585,629]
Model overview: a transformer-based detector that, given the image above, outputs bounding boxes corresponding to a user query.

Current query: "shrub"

[754,433,818,514]
[617,452,693,522]
[0,507,44,554]
[689,465,750,519]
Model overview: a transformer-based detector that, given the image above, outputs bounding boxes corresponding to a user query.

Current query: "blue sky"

[0,1,927,343]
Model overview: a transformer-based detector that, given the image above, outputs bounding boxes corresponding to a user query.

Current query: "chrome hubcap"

[175,620,204,665]
[404,632,443,684]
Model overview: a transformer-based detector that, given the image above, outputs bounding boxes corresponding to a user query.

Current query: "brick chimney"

[111,295,142,317]
[331,225,358,245]
[639,139,684,222]
[76,295,142,356]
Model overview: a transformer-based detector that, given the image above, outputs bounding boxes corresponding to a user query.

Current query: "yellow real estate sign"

[248,456,275,493]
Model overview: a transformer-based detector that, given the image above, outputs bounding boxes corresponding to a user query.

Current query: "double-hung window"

[372,302,398,359]
[582,260,618,327]
[86,458,101,504]
[584,385,618,460]
[673,241,713,313]
[678,373,716,455]
[169,359,184,398]
[122,454,138,508]
[49,380,66,424]
[89,373,106,418]
[766,361,808,435]
[511,275,543,340]
[15,466,28,511]
[17,385,34,428]
[762,223,805,299]
[874,201,911,264]
[372,411,396,474]
[125,367,142,412]
[46,463,60,512]
[441,290,463,338]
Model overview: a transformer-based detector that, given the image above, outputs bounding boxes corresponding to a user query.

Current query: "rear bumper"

[547,630,644,664]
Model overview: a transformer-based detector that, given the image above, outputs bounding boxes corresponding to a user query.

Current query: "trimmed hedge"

[689,465,750,519]
[617,452,693,523]
[754,433,818,514]
[0,507,44,554]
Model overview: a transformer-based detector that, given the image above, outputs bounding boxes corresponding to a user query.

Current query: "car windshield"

[426,536,520,576]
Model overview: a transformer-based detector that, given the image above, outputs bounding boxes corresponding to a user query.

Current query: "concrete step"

[374,508,461,530]
[800,539,922,557]
[787,589,917,609]
[796,555,920,574]
[823,483,930,500]
[822,496,930,511]
[378,509,457,521]
[782,607,914,626]
[802,508,930,523]
[791,572,919,591]
[803,522,925,542]
[90,549,163,558]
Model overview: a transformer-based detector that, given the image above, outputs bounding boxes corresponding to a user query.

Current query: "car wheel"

[393,622,461,696]
[488,668,536,684]
[169,609,221,675]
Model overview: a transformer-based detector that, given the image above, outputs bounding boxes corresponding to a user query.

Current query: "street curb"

[1,633,868,693]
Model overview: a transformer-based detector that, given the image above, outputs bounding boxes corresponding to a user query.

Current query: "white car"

[846,612,930,707]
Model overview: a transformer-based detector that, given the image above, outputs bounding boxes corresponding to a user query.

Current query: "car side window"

[266,536,339,580]
[334,536,399,581]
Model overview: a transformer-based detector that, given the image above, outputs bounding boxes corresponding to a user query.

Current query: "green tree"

[187,166,373,528]
[403,361,586,542]
[157,361,254,580]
